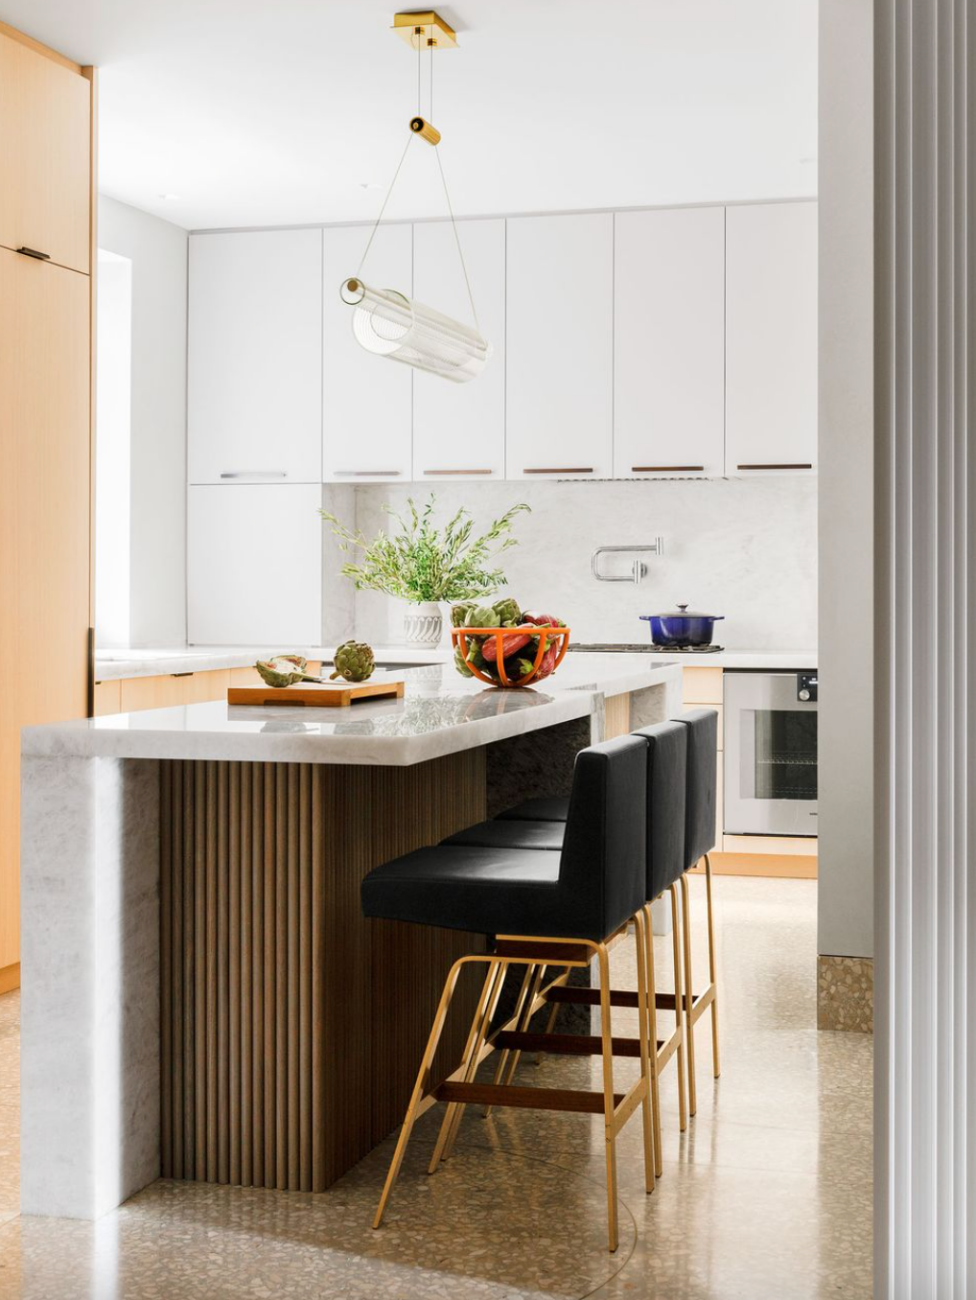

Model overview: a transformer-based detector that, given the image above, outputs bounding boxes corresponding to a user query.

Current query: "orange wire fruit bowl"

[451,626,572,688]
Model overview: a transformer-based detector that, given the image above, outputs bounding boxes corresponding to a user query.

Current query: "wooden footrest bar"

[494,1030,643,1059]
[545,986,641,1010]
[434,1081,623,1115]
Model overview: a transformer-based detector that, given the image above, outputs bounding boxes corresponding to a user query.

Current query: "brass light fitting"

[391,10,458,49]
[410,116,441,145]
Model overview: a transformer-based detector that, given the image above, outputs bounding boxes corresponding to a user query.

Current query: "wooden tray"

[227,678,405,708]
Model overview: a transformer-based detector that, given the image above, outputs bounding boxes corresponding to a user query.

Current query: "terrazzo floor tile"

[0,876,873,1299]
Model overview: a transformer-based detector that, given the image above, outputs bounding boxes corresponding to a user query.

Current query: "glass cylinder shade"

[340,278,490,383]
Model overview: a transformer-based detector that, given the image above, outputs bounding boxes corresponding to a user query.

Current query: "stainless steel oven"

[723,670,818,837]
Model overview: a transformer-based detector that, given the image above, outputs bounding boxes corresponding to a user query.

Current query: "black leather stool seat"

[362,734,648,944]
[443,819,564,852]
[496,795,570,823]
[632,720,688,898]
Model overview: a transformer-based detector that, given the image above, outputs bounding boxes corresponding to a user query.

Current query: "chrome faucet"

[591,540,664,584]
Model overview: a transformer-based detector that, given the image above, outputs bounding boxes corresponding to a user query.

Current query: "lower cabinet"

[94,664,323,715]
[187,484,323,645]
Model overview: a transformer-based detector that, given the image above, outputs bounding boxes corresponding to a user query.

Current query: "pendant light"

[343,11,490,384]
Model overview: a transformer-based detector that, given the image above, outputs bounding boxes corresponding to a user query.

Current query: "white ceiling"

[1,0,818,231]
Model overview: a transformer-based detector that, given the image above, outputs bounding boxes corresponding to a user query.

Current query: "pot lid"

[644,604,725,620]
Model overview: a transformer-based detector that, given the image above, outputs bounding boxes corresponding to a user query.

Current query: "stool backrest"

[559,734,647,940]
[678,709,718,869]
[632,721,688,900]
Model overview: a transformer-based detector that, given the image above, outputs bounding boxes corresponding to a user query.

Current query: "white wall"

[817,0,873,961]
[339,477,818,650]
[97,196,188,647]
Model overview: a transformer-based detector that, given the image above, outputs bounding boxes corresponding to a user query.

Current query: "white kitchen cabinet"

[188,230,323,485]
[505,214,613,480]
[322,223,412,483]
[412,219,505,481]
[614,207,725,478]
[725,202,817,475]
[187,484,322,644]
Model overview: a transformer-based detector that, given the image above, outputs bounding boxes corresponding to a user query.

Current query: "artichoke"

[451,602,476,628]
[453,647,474,678]
[256,655,323,689]
[330,640,375,683]
[491,597,521,626]
[465,604,497,629]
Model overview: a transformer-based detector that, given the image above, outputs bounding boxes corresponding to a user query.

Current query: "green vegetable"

[255,655,323,689]
[491,597,521,625]
[453,647,474,677]
[451,602,476,627]
[330,641,375,683]
[465,604,496,629]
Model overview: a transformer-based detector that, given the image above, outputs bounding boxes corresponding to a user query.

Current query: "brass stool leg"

[484,963,540,1116]
[596,943,620,1252]
[642,904,663,1178]
[680,873,698,1117]
[374,955,478,1228]
[429,960,508,1171]
[705,853,720,1078]
[497,964,545,1089]
[633,910,657,1193]
[670,884,688,1132]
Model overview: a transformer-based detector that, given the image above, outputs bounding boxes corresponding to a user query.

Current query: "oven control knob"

[798,688,811,702]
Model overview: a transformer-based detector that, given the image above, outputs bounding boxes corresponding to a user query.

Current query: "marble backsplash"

[321,476,817,651]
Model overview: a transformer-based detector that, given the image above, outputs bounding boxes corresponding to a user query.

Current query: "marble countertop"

[27,657,682,767]
[95,643,817,680]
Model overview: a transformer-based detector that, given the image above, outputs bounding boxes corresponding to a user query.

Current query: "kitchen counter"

[20,657,681,1220]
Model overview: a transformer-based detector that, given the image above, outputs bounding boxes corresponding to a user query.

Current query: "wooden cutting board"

[227,678,405,708]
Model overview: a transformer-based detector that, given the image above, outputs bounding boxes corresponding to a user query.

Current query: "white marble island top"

[25,656,683,767]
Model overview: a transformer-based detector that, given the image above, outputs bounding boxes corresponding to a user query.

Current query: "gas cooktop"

[568,643,725,654]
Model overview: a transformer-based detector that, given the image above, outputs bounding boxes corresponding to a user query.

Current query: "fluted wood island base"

[158,753,488,1193]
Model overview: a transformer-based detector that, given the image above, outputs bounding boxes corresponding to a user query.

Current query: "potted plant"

[320,495,531,648]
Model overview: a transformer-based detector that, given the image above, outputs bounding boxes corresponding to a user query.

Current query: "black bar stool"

[675,708,721,1115]
[467,720,689,1167]
[361,735,655,1252]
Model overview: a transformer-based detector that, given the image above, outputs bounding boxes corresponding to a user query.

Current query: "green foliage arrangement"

[319,494,530,604]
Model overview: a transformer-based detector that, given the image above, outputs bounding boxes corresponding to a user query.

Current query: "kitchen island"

[20,656,681,1219]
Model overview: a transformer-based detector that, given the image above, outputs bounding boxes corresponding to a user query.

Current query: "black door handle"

[16,247,51,261]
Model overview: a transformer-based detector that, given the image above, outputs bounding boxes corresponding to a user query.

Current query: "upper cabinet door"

[506,214,613,480]
[322,223,412,483]
[188,230,323,485]
[614,207,725,479]
[0,33,91,275]
[725,202,818,475]
[412,219,505,482]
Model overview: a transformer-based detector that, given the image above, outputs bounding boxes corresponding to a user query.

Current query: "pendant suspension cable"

[355,132,414,278]
[434,145,480,332]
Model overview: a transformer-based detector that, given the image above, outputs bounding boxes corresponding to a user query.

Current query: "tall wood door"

[614,207,726,478]
[0,248,91,969]
[506,214,613,480]
[0,30,91,274]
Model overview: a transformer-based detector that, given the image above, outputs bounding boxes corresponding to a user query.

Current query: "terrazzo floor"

[0,876,873,1299]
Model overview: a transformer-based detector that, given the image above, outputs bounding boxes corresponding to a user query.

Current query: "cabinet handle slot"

[423,469,493,476]
[16,246,51,260]
[219,471,288,479]
[736,463,813,471]
[523,467,594,475]
[631,465,704,473]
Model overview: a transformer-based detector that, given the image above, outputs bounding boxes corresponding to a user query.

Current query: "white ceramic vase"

[403,600,443,649]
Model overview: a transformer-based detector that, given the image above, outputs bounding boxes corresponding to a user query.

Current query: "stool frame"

[680,852,721,1115]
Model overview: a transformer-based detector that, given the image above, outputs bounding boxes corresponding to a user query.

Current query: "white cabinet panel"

[506,214,613,480]
[614,207,725,478]
[412,219,505,481]
[322,223,412,483]
[187,485,322,644]
[188,230,322,485]
[725,202,817,475]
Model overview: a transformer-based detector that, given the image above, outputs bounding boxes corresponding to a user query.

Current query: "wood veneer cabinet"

[0,25,95,981]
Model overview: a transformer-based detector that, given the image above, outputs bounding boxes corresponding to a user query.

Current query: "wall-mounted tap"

[591,540,664,584]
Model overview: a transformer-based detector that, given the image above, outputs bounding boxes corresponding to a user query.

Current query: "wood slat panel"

[159,751,486,1192]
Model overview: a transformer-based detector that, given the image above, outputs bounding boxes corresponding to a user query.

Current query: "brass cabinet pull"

[219,471,287,479]
[333,470,402,477]
[423,468,493,476]
[17,246,51,260]
[523,467,594,475]
[736,463,814,471]
[631,465,705,473]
